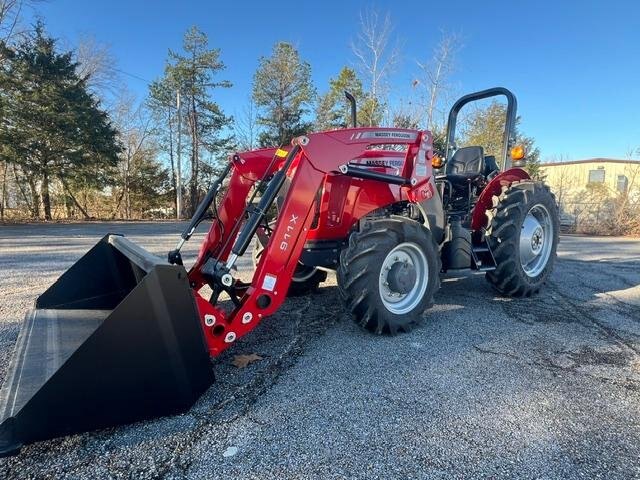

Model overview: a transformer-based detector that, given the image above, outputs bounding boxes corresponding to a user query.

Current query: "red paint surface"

[187,128,433,357]
[470,168,530,230]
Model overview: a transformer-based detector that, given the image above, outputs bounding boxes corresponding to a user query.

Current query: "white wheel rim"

[378,242,429,315]
[519,203,554,278]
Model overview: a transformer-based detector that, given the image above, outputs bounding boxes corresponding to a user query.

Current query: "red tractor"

[0,88,559,455]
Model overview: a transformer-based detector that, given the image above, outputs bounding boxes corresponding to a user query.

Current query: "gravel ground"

[0,223,639,479]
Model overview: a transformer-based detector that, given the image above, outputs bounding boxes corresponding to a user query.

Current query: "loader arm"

[190,128,435,357]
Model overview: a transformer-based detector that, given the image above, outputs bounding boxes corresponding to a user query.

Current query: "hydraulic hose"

[168,160,233,265]
[181,160,234,241]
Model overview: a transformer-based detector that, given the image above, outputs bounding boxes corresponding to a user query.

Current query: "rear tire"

[485,180,559,296]
[338,216,441,334]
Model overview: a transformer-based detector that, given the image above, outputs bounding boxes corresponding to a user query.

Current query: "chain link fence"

[558,197,640,235]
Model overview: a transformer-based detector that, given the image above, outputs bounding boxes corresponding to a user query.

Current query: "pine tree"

[148,75,179,211]
[110,95,170,219]
[461,101,541,175]
[0,23,120,220]
[252,42,315,147]
[126,144,171,217]
[164,26,233,216]
[315,67,364,130]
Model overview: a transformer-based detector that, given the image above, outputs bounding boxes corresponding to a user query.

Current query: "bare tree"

[390,96,421,129]
[610,149,640,235]
[234,98,258,151]
[0,0,32,44]
[543,154,574,207]
[0,160,7,220]
[72,34,123,105]
[111,90,154,219]
[415,31,462,130]
[351,9,400,126]
[0,0,21,42]
[0,0,46,45]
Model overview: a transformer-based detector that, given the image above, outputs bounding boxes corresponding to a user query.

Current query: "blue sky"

[27,0,640,160]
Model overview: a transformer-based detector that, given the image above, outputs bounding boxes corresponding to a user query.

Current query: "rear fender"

[471,167,530,231]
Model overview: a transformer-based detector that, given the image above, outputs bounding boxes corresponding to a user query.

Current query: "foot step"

[471,243,496,271]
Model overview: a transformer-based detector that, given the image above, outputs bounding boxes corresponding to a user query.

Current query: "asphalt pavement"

[0,222,639,479]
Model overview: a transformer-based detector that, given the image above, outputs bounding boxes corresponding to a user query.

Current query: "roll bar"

[444,87,518,170]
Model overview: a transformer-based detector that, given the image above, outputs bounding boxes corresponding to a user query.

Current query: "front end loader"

[0,87,559,455]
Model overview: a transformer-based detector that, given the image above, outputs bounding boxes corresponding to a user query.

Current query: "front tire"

[252,236,326,296]
[485,180,559,296]
[338,216,441,334]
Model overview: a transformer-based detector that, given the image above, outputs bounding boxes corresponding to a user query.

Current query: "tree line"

[0,2,542,221]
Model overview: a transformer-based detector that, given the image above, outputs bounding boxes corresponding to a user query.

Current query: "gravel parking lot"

[0,222,639,479]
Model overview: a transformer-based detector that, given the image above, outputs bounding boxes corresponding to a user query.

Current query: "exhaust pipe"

[345,91,357,128]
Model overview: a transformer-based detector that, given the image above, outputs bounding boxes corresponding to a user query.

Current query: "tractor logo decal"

[350,131,418,141]
[350,157,404,168]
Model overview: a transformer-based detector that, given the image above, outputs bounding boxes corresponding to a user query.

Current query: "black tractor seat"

[442,146,485,186]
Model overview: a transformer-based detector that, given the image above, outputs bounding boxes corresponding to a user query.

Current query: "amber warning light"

[510,145,526,160]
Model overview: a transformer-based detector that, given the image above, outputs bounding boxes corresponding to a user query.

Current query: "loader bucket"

[0,234,214,457]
